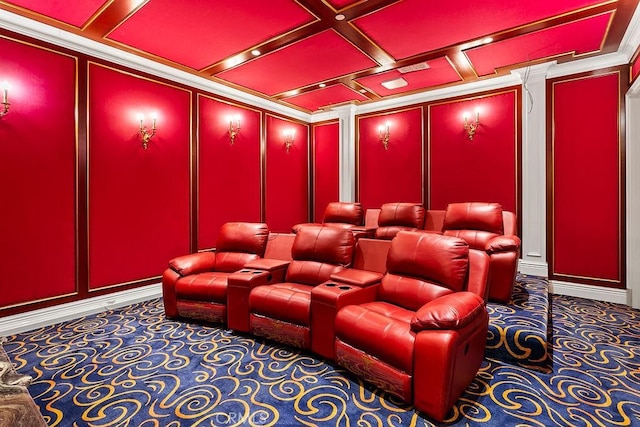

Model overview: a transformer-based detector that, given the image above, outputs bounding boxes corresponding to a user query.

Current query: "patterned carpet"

[486,275,550,371]
[2,275,640,426]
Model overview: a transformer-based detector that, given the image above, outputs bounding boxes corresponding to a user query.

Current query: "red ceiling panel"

[216,29,378,96]
[352,0,607,60]
[3,0,107,27]
[466,13,612,76]
[356,57,462,96]
[283,84,368,110]
[107,0,316,70]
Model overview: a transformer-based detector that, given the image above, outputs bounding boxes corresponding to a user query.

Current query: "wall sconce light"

[227,114,241,145]
[1,80,10,118]
[138,113,157,150]
[378,122,390,150]
[284,128,295,153]
[463,108,480,140]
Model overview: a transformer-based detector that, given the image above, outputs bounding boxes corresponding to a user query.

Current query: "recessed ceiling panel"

[3,0,107,27]
[466,13,612,76]
[353,0,607,60]
[108,0,315,70]
[282,84,368,111]
[356,57,461,96]
[216,29,378,96]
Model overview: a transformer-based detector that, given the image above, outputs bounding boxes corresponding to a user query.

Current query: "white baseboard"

[518,259,549,277]
[550,280,629,305]
[0,283,162,337]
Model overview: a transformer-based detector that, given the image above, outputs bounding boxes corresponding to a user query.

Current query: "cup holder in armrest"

[240,269,252,273]
[325,283,337,287]
[339,286,351,290]
[251,271,261,274]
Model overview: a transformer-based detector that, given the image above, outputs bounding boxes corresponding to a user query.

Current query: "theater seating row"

[294,201,521,303]
[162,213,495,421]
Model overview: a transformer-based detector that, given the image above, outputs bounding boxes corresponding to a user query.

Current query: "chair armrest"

[329,269,383,287]
[411,292,485,332]
[244,258,290,272]
[485,235,521,254]
[168,252,216,276]
[227,268,287,333]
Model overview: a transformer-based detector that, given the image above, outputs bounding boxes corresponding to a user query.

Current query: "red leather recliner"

[292,202,370,236]
[248,226,355,350]
[442,202,521,303]
[334,231,490,422]
[162,222,269,323]
[374,202,425,240]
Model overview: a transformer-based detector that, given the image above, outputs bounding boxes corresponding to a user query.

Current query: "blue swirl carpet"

[3,275,640,426]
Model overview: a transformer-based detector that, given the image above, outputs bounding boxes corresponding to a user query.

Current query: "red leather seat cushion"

[442,203,504,249]
[249,283,314,326]
[323,202,363,225]
[336,301,415,374]
[377,203,425,228]
[214,252,260,272]
[175,272,232,302]
[387,232,469,294]
[216,222,270,257]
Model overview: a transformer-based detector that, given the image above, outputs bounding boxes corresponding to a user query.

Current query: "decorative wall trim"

[0,284,162,337]
[550,280,629,305]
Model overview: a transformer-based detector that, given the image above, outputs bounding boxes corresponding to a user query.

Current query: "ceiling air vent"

[381,77,408,89]
[398,62,430,73]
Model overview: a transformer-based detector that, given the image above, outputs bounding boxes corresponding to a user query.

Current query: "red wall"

[550,72,622,285]
[357,107,423,210]
[312,121,339,222]
[265,115,309,232]
[197,96,262,249]
[428,90,518,213]
[0,36,77,307]
[88,63,191,289]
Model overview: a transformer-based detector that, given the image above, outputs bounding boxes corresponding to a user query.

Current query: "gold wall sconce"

[284,128,295,153]
[463,108,480,140]
[138,113,157,150]
[378,122,390,150]
[227,114,241,145]
[1,80,10,118]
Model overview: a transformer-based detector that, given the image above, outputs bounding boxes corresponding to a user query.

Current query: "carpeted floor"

[2,275,640,426]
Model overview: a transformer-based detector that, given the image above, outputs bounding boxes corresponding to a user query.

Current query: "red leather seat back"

[381,232,470,311]
[214,222,269,272]
[442,202,503,249]
[322,202,363,226]
[286,226,355,285]
[375,203,425,240]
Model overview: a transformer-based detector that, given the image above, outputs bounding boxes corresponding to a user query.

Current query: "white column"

[626,91,640,308]
[511,63,555,277]
[334,105,357,202]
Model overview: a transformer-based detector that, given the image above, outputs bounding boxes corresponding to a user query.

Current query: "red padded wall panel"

[265,115,309,232]
[313,121,339,222]
[0,36,77,308]
[550,72,621,284]
[357,107,423,210]
[197,96,261,250]
[88,63,190,289]
[429,90,518,213]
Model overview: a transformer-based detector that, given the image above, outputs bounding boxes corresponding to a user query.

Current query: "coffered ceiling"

[0,0,637,112]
